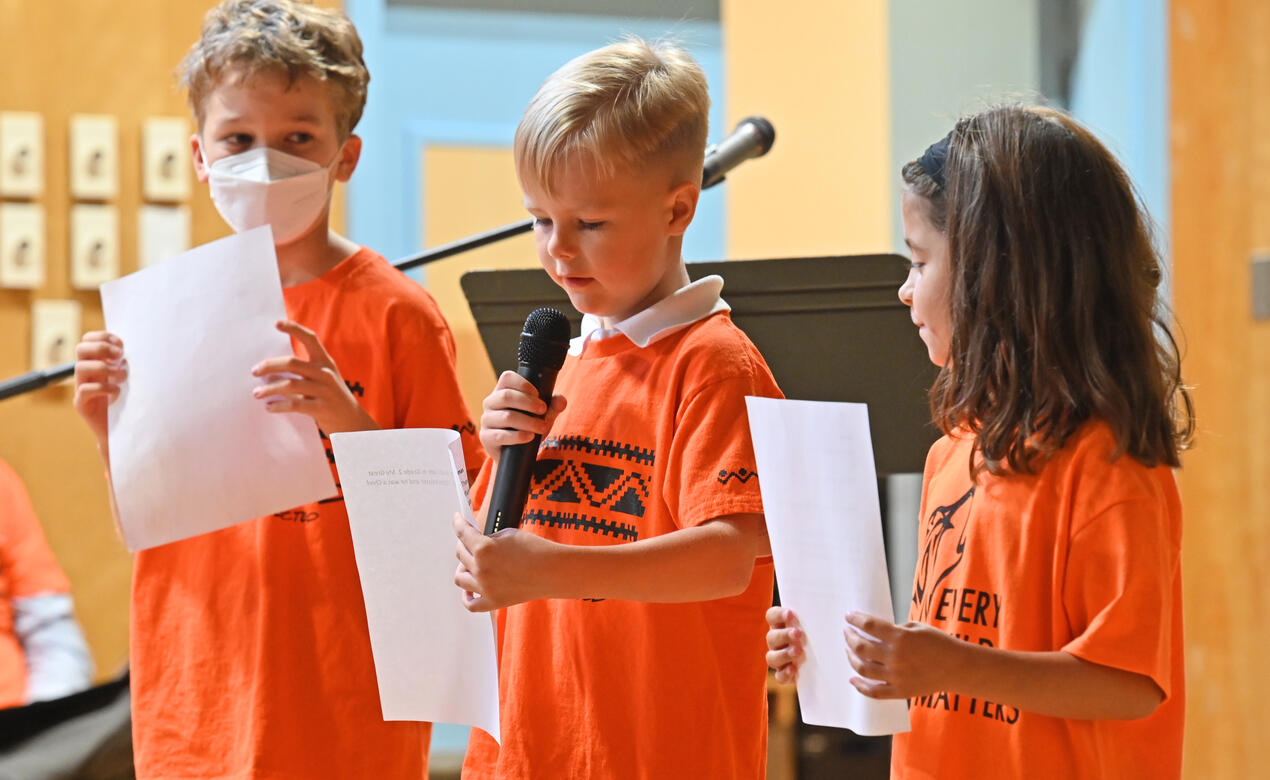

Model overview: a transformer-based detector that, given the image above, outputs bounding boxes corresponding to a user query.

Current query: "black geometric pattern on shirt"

[274,509,319,522]
[451,420,477,436]
[530,459,649,518]
[345,380,365,397]
[539,435,655,466]
[522,509,638,541]
[717,467,757,485]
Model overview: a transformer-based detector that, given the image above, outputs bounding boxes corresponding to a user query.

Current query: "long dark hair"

[904,105,1194,475]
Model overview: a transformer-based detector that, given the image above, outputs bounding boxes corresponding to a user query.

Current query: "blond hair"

[178,0,369,137]
[515,36,710,191]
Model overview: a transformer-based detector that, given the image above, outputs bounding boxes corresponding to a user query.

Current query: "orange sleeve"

[1060,467,1181,698]
[385,297,485,475]
[664,369,779,530]
[0,461,70,599]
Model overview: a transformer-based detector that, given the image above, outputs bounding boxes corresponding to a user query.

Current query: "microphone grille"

[518,307,572,369]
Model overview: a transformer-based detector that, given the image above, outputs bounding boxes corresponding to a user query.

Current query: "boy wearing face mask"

[71,2,482,777]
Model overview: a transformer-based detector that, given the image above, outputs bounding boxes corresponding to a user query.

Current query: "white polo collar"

[569,274,730,355]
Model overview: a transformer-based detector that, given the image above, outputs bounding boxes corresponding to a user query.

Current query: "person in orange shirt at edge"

[70,1,483,777]
[451,37,781,779]
[0,458,94,710]
[768,104,1193,779]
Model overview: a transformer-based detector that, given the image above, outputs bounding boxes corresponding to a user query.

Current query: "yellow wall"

[420,145,539,418]
[0,0,342,681]
[1171,0,1270,776]
[721,0,892,258]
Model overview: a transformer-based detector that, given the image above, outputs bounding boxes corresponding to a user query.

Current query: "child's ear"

[334,135,363,183]
[190,134,210,184]
[666,180,700,237]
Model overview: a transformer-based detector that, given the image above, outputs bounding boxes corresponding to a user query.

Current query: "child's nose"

[898,273,915,306]
[548,227,577,261]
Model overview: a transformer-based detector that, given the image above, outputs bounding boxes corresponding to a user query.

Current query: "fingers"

[845,611,893,640]
[542,394,568,427]
[483,385,549,421]
[766,642,803,671]
[454,564,494,612]
[766,606,800,630]
[251,355,332,381]
[76,332,123,361]
[276,319,333,365]
[493,370,541,397]
[845,633,888,681]
[252,373,332,402]
[75,358,127,386]
[766,605,786,629]
[849,676,897,699]
[453,514,480,569]
[479,426,538,451]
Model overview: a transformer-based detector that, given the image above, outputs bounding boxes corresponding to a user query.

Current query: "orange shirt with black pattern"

[893,421,1184,780]
[129,248,483,780]
[463,309,781,780]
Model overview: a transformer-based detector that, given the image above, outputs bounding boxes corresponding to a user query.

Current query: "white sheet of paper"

[330,428,499,742]
[746,397,911,736]
[101,225,335,551]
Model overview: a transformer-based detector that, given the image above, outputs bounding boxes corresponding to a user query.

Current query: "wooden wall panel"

[1171,1,1270,777]
[0,0,342,682]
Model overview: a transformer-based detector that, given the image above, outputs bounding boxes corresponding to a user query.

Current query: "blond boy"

[453,38,780,778]
[73,2,481,776]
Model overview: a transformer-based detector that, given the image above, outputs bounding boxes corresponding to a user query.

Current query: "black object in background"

[462,255,938,477]
[702,116,776,189]
[483,308,571,535]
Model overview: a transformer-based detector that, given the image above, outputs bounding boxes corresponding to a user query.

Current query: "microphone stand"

[0,119,768,402]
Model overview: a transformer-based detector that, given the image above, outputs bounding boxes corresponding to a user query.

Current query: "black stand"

[461,254,938,476]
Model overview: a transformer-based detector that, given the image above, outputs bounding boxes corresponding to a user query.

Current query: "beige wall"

[722,0,892,259]
[0,0,342,681]
[420,145,538,418]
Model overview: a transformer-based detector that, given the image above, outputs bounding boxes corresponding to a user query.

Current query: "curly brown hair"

[903,105,1194,475]
[178,0,369,138]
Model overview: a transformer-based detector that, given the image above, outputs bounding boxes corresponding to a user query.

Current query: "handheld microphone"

[702,116,776,189]
[484,307,572,535]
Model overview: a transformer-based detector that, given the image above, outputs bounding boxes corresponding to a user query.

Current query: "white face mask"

[205,146,338,245]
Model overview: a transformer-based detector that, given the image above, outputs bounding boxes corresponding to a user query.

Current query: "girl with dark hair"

[766,105,1194,778]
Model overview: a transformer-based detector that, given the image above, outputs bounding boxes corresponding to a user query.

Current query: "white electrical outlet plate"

[70,203,120,289]
[69,114,119,200]
[31,299,81,373]
[0,202,46,289]
[0,112,44,198]
[138,204,190,268]
[142,117,191,202]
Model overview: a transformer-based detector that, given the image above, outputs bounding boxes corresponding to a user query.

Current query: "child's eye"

[223,133,252,147]
[578,220,604,231]
[287,132,314,145]
[532,217,553,229]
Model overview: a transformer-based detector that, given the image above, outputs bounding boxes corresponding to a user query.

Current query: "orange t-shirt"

[129,248,484,779]
[892,422,1184,779]
[462,310,781,780]
[0,458,71,709]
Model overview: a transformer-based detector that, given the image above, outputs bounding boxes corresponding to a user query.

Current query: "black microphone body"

[484,308,571,535]
[701,116,776,189]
